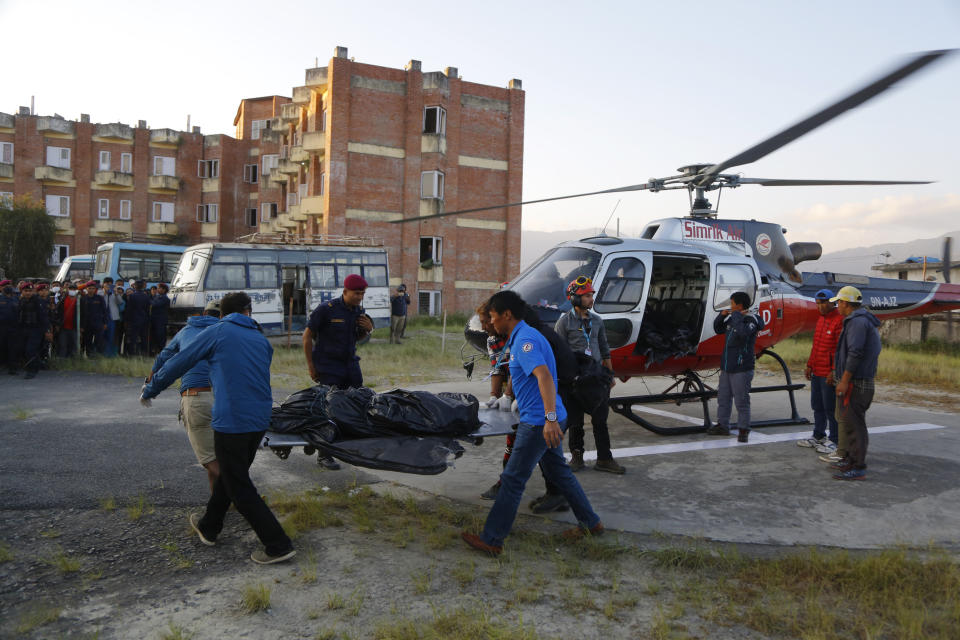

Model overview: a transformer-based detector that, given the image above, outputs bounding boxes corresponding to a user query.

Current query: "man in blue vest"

[461,290,603,556]
[302,273,374,470]
[141,291,294,565]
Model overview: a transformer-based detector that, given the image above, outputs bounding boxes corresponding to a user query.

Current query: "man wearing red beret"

[301,273,374,470]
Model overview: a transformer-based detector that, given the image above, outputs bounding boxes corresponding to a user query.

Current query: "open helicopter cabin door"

[590,251,654,354]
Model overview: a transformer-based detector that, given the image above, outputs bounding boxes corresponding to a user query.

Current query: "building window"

[320,109,327,132]
[261,202,278,221]
[152,202,175,223]
[47,146,71,169]
[1,142,14,164]
[318,172,325,196]
[198,159,220,178]
[423,106,446,135]
[246,208,258,227]
[121,152,132,173]
[420,236,442,266]
[262,154,279,176]
[0,192,12,207]
[153,156,176,176]
[98,199,110,219]
[287,192,299,208]
[898,271,907,280]
[418,290,441,316]
[243,163,259,183]
[251,119,272,140]
[99,151,111,171]
[196,203,218,223]
[49,244,70,266]
[45,195,70,217]
[420,171,444,200]
[119,200,131,220]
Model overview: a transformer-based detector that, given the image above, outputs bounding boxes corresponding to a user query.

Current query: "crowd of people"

[0,277,172,377]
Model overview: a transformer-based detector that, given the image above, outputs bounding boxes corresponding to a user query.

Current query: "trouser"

[481,420,600,547]
[810,375,838,443]
[502,430,560,495]
[562,386,613,460]
[83,326,105,355]
[21,328,44,374]
[115,318,125,354]
[315,361,363,389]
[180,391,216,466]
[389,315,406,343]
[0,325,13,369]
[57,329,77,358]
[150,321,167,354]
[103,319,117,356]
[126,322,148,356]
[197,430,292,555]
[717,369,753,431]
[837,379,873,469]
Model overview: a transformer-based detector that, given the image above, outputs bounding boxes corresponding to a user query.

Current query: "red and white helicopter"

[397,49,960,434]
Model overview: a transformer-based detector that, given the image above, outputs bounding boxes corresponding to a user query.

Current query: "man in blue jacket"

[149,299,222,493]
[709,291,764,443]
[829,286,882,481]
[141,291,295,564]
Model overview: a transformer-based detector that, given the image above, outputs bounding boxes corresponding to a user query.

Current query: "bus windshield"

[171,248,210,289]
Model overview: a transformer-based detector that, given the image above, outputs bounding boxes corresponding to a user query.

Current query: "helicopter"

[393,49,960,435]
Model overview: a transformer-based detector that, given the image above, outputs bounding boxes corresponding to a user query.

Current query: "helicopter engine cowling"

[789,242,823,265]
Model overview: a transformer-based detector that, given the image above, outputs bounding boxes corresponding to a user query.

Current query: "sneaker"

[189,513,215,546]
[828,460,853,471]
[594,459,626,474]
[530,493,570,514]
[832,468,866,481]
[251,548,296,564]
[461,531,502,556]
[737,429,750,443]
[706,424,731,436]
[562,522,605,540]
[819,451,844,463]
[317,454,341,470]
[797,436,826,448]
[569,450,585,472]
[480,482,500,501]
[814,441,838,454]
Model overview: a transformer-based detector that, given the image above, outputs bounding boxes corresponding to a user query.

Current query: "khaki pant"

[180,391,215,465]
[390,315,407,343]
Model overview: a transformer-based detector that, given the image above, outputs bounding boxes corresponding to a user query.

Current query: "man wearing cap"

[798,289,843,454]
[80,281,108,356]
[829,286,881,481]
[389,284,410,345]
[125,280,151,356]
[53,282,80,358]
[302,273,374,470]
[15,284,50,379]
[0,282,18,373]
[150,299,222,492]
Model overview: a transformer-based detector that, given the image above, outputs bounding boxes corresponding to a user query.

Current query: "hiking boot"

[562,522,605,541]
[706,424,730,436]
[569,450,585,472]
[317,454,341,470]
[737,429,750,443]
[251,548,296,564]
[797,436,826,448]
[814,440,838,454]
[480,482,501,501]
[189,513,216,546]
[461,531,502,556]
[819,451,845,463]
[594,459,626,474]
[832,468,866,481]
[530,493,569,514]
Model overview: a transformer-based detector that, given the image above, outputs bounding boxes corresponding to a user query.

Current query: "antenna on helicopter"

[600,200,621,236]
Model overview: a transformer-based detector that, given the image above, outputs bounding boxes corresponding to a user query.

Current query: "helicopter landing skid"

[608,350,809,436]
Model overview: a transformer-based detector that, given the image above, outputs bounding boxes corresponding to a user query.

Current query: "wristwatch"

[545,411,557,422]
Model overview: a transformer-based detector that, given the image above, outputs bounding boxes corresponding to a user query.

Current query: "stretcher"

[260,407,520,460]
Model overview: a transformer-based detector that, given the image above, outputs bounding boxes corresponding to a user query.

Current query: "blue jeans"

[481,420,600,547]
[103,319,117,356]
[810,375,838,443]
[717,370,753,431]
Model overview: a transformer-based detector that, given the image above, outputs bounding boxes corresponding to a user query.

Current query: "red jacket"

[807,308,843,377]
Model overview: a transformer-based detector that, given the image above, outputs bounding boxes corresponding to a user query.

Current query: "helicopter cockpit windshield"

[510,246,601,313]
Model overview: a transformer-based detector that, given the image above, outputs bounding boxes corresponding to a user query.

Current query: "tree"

[0,195,57,281]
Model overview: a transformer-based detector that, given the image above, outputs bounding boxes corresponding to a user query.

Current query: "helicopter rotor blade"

[735,178,934,187]
[695,49,955,187]
[389,182,661,223]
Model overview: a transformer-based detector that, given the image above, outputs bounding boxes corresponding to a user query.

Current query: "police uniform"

[125,286,151,355]
[80,286,108,355]
[149,290,170,355]
[0,287,18,372]
[17,291,49,377]
[307,296,368,388]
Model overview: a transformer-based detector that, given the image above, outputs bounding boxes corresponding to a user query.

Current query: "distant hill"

[520,227,960,276]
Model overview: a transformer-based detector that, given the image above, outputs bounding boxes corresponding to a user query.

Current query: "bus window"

[142,255,163,282]
[95,249,111,274]
[361,253,383,264]
[334,252,363,264]
[249,264,279,289]
[337,265,361,286]
[363,265,387,287]
[248,250,279,263]
[206,264,246,289]
[212,249,246,263]
[279,250,308,264]
[172,250,208,288]
[309,265,336,288]
[118,251,144,281]
[162,260,178,283]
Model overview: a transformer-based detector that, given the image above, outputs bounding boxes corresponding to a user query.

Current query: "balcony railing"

[0,163,12,179]
[95,123,133,140]
[94,171,134,188]
[280,103,300,123]
[302,131,325,153]
[149,175,180,191]
[0,113,14,128]
[35,166,74,182]
[150,129,180,145]
[147,222,179,237]
[37,117,74,135]
[301,196,325,216]
[93,219,132,234]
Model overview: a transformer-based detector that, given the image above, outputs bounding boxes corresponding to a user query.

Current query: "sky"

[3,0,958,254]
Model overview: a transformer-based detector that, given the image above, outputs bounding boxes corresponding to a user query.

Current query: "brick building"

[0,46,524,314]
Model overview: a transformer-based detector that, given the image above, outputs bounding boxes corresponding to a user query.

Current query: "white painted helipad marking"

[632,405,704,425]
[576,423,946,461]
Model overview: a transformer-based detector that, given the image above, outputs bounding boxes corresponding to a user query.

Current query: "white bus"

[168,241,390,335]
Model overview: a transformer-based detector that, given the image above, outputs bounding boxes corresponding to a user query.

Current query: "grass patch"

[50,354,154,378]
[372,605,540,639]
[158,621,195,640]
[45,548,82,574]
[12,406,33,420]
[0,542,12,563]
[39,528,62,539]
[241,583,271,614]
[126,493,155,521]
[160,540,193,569]
[99,495,117,511]
[15,604,62,634]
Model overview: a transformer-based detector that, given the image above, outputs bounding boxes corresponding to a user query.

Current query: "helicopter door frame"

[589,250,653,349]
[700,259,764,351]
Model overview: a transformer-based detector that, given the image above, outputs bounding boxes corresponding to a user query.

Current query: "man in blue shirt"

[142,291,295,564]
[462,291,603,555]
